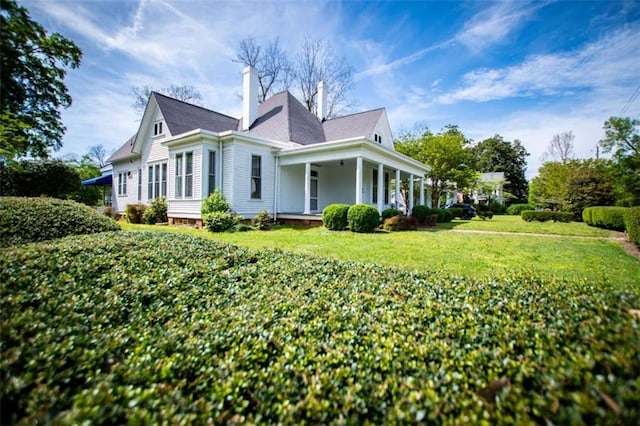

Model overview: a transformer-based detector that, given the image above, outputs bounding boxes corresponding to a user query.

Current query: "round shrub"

[322,204,350,231]
[432,208,453,223]
[0,196,120,247]
[203,211,239,232]
[412,205,431,225]
[381,208,402,220]
[489,201,506,215]
[125,203,147,224]
[251,210,272,230]
[347,204,380,233]
[507,203,535,216]
[448,207,464,219]
[201,188,230,215]
[143,196,168,224]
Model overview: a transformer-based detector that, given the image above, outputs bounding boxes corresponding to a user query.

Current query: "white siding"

[222,143,234,206]
[279,164,304,213]
[166,143,203,217]
[110,161,141,213]
[324,164,355,206]
[229,141,275,217]
[370,111,394,150]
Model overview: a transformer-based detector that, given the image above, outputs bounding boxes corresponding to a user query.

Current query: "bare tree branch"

[542,131,575,163]
[87,144,109,167]
[234,37,292,102]
[130,84,204,115]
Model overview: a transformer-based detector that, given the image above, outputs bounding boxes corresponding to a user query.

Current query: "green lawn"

[121,222,639,287]
[436,214,614,237]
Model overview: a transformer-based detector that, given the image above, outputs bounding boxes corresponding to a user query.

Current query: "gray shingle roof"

[106,133,138,163]
[153,92,239,135]
[322,108,384,141]
[246,91,325,145]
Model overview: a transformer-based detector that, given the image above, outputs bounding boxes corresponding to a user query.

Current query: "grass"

[121,222,639,288]
[436,214,614,237]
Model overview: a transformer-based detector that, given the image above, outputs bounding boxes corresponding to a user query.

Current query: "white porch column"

[395,169,401,209]
[419,178,425,205]
[355,157,363,204]
[304,162,311,214]
[377,163,384,213]
[409,174,414,212]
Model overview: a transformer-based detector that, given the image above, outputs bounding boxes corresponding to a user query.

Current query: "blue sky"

[22,0,640,178]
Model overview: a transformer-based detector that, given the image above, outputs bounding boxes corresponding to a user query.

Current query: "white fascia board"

[277,138,429,175]
[131,95,159,154]
[161,129,220,148]
[218,131,294,149]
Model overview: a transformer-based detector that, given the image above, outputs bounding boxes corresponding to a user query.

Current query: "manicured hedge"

[624,207,640,247]
[506,203,535,216]
[322,203,350,231]
[448,207,464,219]
[412,205,431,224]
[381,207,403,220]
[382,215,417,231]
[1,232,638,424]
[521,210,572,223]
[347,204,380,233]
[433,208,453,223]
[0,196,120,247]
[582,206,628,231]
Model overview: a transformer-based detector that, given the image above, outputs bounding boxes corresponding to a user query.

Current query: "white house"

[103,67,429,226]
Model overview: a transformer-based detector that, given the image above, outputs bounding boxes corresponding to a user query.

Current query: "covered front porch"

[274,138,430,217]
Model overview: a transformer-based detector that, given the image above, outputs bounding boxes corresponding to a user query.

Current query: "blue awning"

[81,173,112,186]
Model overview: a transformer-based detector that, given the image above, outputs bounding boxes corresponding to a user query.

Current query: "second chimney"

[317,81,327,121]
[243,66,258,130]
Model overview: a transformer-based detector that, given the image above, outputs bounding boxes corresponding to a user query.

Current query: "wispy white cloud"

[436,27,640,104]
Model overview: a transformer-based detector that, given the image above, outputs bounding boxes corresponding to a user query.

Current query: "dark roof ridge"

[325,107,385,121]
[151,91,238,121]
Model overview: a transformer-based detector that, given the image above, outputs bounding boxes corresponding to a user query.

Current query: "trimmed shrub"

[582,206,627,231]
[102,206,115,219]
[433,208,453,223]
[231,223,254,232]
[0,196,120,247]
[203,211,240,232]
[489,201,506,215]
[347,204,380,233]
[125,203,147,224]
[507,203,535,216]
[426,214,439,226]
[322,203,350,231]
[2,232,639,424]
[477,211,493,220]
[201,188,230,215]
[143,196,168,224]
[411,205,431,225]
[624,207,640,247]
[252,210,272,230]
[448,207,464,219]
[521,210,572,223]
[381,208,402,220]
[383,215,417,231]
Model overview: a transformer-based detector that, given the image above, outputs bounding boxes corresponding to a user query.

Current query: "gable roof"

[153,92,239,135]
[106,133,138,163]
[322,108,384,141]
[246,91,325,145]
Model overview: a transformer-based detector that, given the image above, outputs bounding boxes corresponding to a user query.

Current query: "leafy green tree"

[470,135,530,203]
[0,159,80,197]
[599,117,640,206]
[530,159,616,218]
[0,0,82,160]
[396,126,475,207]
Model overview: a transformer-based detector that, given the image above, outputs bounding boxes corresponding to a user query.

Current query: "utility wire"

[619,84,640,116]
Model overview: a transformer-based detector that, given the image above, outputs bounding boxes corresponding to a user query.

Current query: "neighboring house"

[472,172,505,205]
[100,67,429,226]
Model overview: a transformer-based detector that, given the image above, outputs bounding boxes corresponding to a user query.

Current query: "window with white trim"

[117,172,127,196]
[208,150,216,195]
[251,155,261,199]
[153,120,164,136]
[147,162,167,200]
[175,153,183,198]
[185,152,193,198]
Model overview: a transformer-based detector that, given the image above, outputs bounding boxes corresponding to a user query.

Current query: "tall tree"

[395,126,475,207]
[599,116,640,206]
[234,37,292,102]
[86,144,110,168]
[130,84,203,114]
[0,0,82,160]
[470,135,529,203]
[542,131,575,163]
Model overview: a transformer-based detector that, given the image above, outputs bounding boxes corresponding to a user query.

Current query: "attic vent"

[374,133,382,144]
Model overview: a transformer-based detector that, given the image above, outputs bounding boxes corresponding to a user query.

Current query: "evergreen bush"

[203,211,240,232]
[381,207,402,220]
[507,203,536,215]
[521,210,572,223]
[252,210,272,230]
[433,208,453,223]
[0,196,119,247]
[322,204,350,231]
[623,207,640,247]
[201,188,230,215]
[125,203,147,224]
[411,205,431,225]
[143,196,168,224]
[383,215,418,231]
[347,204,380,233]
[582,206,627,231]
